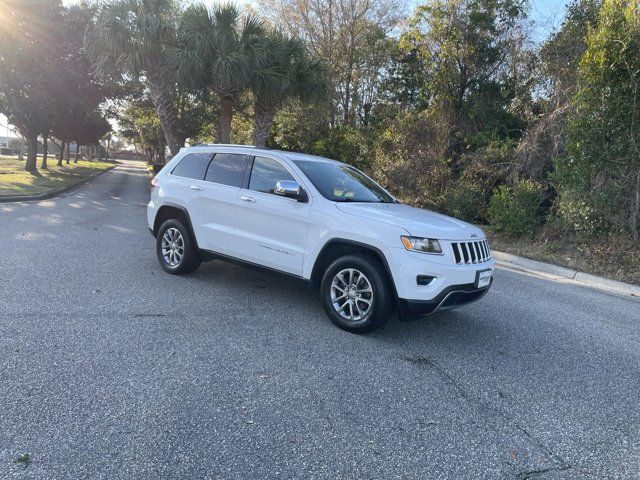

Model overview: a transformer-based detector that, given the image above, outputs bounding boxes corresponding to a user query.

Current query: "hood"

[335,202,485,240]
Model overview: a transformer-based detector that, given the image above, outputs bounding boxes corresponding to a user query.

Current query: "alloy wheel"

[161,227,184,267]
[330,268,374,322]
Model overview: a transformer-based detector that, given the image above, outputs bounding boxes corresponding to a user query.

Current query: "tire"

[320,254,394,333]
[156,218,201,275]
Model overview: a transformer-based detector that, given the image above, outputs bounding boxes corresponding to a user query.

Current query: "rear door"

[164,152,212,242]
[233,155,311,275]
[196,152,249,255]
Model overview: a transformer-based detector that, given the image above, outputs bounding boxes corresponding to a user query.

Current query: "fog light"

[417,275,436,286]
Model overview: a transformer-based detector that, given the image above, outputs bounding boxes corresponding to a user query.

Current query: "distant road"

[1,160,638,479]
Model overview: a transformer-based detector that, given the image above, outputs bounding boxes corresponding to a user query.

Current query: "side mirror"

[274,180,307,202]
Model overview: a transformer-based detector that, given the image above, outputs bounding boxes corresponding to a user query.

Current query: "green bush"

[552,0,640,240]
[488,180,544,237]
[311,126,373,170]
[553,193,606,237]
[444,141,515,222]
[445,183,485,222]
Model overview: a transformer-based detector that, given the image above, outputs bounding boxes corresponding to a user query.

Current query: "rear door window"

[171,153,212,180]
[204,153,248,187]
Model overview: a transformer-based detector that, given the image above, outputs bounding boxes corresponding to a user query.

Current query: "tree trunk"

[252,103,278,147]
[148,73,180,155]
[57,141,65,167]
[18,137,24,161]
[49,139,61,157]
[74,144,80,163]
[218,94,234,144]
[631,168,640,242]
[65,143,70,164]
[41,136,48,170]
[25,134,38,172]
[343,75,351,125]
[158,134,166,164]
[363,103,371,127]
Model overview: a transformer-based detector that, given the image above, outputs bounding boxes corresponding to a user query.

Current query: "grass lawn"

[0,155,116,197]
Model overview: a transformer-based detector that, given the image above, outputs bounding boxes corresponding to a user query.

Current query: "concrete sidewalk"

[493,250,640,298]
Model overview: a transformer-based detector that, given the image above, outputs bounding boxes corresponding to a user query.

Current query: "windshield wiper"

[334,198,396,203]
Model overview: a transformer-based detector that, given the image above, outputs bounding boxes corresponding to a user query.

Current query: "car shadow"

[193,257,499,351]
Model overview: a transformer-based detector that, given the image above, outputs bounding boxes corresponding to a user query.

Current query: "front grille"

[451,240,491,265]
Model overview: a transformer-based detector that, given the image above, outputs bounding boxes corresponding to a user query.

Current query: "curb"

[492,250,640,298]
[0,164,117,203]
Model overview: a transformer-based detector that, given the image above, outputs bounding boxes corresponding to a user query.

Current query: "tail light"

[151,177,158,189]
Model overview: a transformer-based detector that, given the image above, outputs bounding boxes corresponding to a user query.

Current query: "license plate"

[476,269,492,288]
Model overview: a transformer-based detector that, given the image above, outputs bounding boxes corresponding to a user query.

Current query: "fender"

[309,238,399,300]
[153,203,200,249]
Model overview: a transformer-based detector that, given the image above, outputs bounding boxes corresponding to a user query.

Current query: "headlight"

[401,236,442,254]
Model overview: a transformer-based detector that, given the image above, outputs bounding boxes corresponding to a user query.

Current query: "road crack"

[402,355,590,476]
[516,464,572,479]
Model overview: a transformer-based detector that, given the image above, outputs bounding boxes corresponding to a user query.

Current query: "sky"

[529,0,571,42]
[60,0,572,36]
[2,0,570,139]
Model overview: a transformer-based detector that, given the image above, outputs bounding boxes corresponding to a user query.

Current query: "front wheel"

[156,219,201,274]
[320,254,394,333]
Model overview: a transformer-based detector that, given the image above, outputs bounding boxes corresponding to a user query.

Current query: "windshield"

[294,160,396,203]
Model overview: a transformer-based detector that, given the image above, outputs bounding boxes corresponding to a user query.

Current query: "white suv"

[147,145,494,332]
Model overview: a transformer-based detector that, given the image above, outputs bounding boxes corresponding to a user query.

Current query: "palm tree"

[86,0,181,156]
[250,32,327,147]
[173,4,265,143]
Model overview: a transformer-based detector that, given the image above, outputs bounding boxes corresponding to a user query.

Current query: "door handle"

[240,195,256,202]
[190,185,204,191]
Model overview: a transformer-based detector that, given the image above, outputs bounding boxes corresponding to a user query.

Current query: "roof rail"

[191,143,264,148]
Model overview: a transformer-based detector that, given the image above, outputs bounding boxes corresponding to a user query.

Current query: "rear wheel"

[156,219,201,274]
[320,254,394,333]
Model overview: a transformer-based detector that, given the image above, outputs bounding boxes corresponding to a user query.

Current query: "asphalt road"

[1,160,639,480]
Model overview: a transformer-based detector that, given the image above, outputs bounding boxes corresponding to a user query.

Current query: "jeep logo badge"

[471,233,478,238]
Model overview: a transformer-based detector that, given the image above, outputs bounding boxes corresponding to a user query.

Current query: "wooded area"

[1,0,639,275]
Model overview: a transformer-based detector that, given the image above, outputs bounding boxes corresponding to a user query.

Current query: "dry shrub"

[513,105,571,182]
[575,237,640,284]
[371,110,453,209]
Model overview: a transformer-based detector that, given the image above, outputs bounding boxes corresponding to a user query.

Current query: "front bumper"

[398,279,493,320]
[385,246,495,300]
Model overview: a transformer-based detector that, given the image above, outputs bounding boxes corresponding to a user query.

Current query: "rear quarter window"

[170,153,212,180]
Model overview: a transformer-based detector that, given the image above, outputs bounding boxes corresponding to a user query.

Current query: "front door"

[233,156,311,275]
